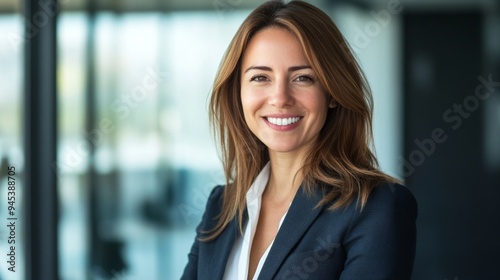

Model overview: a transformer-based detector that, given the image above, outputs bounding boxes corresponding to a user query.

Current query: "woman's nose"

[268,80,293,108]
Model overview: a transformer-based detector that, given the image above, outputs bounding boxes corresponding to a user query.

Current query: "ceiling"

[0,0,498,13]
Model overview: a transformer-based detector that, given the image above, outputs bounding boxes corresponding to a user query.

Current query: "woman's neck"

[265,150,306,204]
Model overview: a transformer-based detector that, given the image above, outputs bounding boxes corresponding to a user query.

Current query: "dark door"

[403,12,500,279]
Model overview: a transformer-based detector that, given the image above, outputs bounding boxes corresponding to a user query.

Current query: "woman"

[182,1,417,279]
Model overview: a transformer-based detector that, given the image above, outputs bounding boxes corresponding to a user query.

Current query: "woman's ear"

[328,98,337,108]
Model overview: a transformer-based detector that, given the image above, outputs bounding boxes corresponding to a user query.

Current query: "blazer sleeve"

[180,185,224,280]
[340,184,418,280]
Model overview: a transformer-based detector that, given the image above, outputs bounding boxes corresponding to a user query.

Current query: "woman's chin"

[264,143,303,155]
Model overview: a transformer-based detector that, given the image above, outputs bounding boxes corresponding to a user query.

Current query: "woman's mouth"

[265,117,301,126]
[263,115,303,131]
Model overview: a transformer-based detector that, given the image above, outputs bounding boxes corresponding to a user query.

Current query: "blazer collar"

[258,185,327,280]
[209,185,326,280]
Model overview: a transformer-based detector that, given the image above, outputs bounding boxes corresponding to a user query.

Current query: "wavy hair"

[205,0,397,241]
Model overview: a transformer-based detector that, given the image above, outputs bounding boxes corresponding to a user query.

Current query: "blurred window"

[0,13,24,280]
[57,10,249,279]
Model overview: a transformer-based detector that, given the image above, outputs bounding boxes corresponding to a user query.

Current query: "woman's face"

[240,27,330,157]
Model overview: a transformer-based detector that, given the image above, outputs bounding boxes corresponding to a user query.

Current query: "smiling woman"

[181,1,417,280]
[241,27,332,157]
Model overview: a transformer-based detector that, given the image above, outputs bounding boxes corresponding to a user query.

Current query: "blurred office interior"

[0,0,499,279]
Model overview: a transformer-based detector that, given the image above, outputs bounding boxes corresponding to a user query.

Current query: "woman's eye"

[250,75,269,82]
[295,75,314,82]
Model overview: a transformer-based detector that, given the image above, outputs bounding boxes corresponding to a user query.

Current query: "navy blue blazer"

[181,182,417,280]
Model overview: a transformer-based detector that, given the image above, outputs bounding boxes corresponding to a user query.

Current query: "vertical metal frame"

[23,0,59,279]
[85,0,98,277]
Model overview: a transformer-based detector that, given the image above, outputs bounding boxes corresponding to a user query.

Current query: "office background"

[0,0,499,279]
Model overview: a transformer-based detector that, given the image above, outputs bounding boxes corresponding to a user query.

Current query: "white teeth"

[266,117,301,126]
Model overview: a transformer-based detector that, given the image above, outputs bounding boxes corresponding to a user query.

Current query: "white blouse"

[223,162,289,280]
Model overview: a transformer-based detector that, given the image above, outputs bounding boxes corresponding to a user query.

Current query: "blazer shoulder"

[339,182,418,279]
[208,184,225,203]
[203,184,226,214]
[343,182,418,240]
[180,185,227,280]
[197,185,226,232]
[366,182,418,217]
[339,181,418,233]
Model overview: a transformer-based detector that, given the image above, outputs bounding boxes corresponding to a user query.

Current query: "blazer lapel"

[257,185,326,280]
[206,209,248,280]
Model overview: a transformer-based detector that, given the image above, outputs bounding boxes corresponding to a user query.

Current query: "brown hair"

[206,0,397,240]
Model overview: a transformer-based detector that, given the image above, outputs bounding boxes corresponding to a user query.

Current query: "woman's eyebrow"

[244,66,272,73]
[244,65,312,73]
[288,65,312,72]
